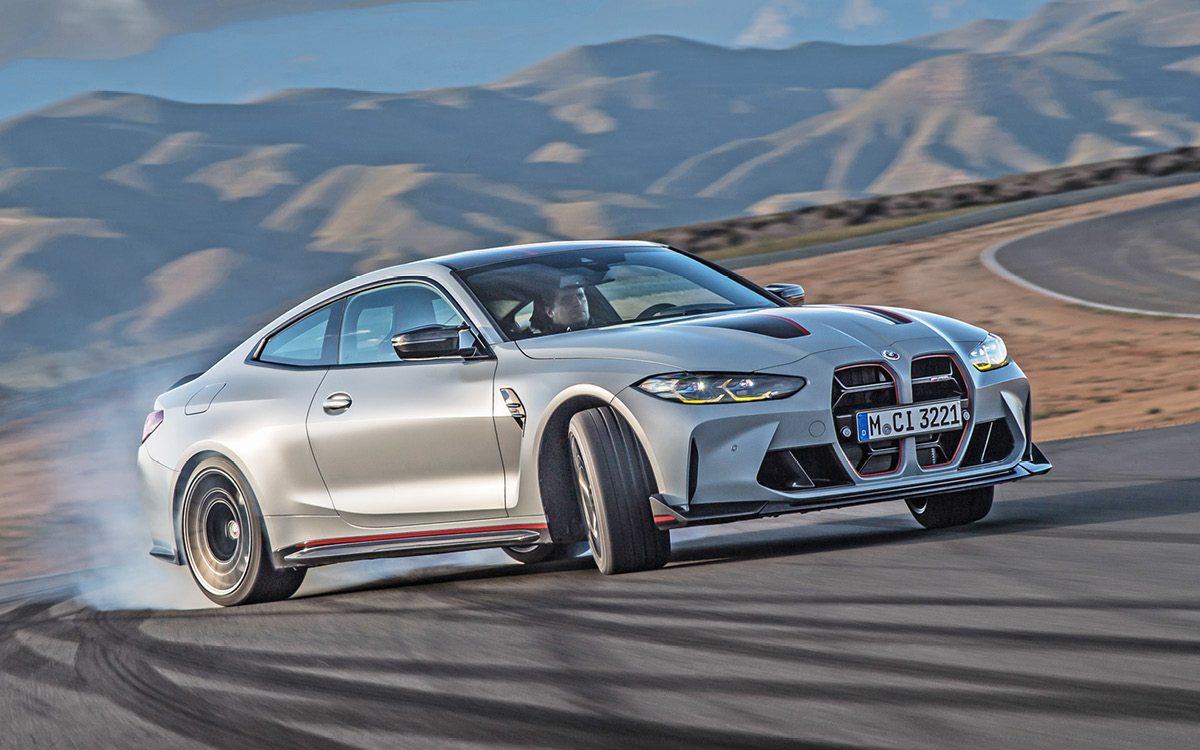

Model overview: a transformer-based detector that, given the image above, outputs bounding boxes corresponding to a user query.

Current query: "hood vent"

[836,305,912,325]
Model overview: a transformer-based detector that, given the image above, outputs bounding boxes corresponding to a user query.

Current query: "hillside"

[0,0,1198,387]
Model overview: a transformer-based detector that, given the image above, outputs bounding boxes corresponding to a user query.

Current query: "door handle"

[323,392,352,414]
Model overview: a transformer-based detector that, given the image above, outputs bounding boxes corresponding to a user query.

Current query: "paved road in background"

[2,424,1198,749]
[723,171,1200,270]
[988,196,1200,317]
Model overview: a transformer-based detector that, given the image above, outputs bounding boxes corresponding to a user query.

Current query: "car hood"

[512,305,986,371]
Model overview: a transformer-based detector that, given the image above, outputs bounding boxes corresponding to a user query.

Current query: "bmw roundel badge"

[881,349,900,361]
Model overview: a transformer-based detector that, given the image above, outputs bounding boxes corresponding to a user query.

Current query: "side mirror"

[765,283,805,306]
[392,325,482,360]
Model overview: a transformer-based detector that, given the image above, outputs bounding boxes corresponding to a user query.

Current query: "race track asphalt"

[2,422,1198,749]
[989,196,1200,316]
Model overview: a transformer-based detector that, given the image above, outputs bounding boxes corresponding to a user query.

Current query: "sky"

[0,0,1049,123]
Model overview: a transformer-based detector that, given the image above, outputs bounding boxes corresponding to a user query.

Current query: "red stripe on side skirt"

[299,523,549,549]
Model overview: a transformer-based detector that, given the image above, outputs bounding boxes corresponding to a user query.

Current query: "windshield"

[457,246,779,340]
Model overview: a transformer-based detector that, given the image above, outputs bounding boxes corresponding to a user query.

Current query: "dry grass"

[700,206,987,261]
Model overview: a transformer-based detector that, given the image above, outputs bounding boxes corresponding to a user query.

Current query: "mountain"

[0,0,1198,387]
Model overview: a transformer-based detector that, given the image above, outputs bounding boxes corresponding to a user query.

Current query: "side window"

[258,301,342,367]
[339,282,465,365]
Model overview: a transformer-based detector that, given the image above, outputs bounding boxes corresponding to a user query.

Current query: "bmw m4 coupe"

[138,240,1051,605]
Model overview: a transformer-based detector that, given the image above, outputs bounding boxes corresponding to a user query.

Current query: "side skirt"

[277,524,550,568]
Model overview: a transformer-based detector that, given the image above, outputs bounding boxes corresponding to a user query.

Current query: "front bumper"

[616,343,1049,523]
[651,443,1051,528]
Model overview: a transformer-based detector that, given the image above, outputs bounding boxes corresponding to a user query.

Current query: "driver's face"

[546,285,589,330]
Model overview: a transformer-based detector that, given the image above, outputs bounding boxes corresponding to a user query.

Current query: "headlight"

[635,372,806,404]
[967,333,1009,371]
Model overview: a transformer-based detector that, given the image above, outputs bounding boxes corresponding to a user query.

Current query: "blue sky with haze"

[0,0,1047,122]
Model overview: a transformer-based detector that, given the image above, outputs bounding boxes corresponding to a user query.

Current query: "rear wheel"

[181,457,306,606]
[567,407,670,574]
[905,486,994,529]
[502,542,587,564]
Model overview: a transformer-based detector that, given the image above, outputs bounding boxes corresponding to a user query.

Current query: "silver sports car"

[138,240,1051,605]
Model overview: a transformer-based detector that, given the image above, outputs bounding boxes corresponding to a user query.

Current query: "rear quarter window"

[257,300,343,366]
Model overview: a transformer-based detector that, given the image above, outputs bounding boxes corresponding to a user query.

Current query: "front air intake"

[758,445,854,491]
[961,419,1016,467]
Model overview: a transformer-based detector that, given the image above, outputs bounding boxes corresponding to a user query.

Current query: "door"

[306,281,507,528]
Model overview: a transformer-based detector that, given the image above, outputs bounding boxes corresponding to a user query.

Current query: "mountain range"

[1,0,1199,387]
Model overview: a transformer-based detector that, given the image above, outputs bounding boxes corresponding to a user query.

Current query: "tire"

[502,542,588,564]
[567,407,670,575]
[905,486,994,530]
[181,457,306,606]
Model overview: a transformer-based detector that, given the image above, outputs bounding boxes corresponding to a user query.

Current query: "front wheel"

[181,457,306,606]
[567,407,670,574]
[905,486,994,529]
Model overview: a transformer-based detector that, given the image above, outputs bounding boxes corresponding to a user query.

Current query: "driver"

[533,275,591,334]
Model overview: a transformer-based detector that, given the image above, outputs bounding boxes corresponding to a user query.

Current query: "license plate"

[856,399,964,442]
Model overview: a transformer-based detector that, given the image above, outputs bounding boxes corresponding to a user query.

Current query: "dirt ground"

[2,183,1199,581]
[740,181,1200,442]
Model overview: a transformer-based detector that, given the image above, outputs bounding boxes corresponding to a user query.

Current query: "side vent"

[499,388,525,431]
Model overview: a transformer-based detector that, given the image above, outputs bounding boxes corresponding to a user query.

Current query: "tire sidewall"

[568,427,611,571]
[567,407,669,574]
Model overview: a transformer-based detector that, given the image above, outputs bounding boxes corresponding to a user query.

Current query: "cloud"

[735,0,808,48]
[836,0,884,30]
[930,0,966,20]
[0,0,447,66]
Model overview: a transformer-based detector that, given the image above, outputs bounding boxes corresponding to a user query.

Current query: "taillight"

[142,410,164,443]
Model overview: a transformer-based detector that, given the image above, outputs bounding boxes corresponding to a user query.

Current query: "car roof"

[432,240,668,271]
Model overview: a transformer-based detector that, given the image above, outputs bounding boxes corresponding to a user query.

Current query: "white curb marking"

[981,204,1200,321]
